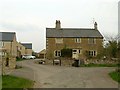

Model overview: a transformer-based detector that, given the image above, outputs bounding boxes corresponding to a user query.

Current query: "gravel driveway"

[10,59,118,88]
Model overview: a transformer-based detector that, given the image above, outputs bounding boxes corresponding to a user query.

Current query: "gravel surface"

[10,59,118,88]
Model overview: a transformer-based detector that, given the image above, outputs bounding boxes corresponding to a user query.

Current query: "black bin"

[74,59,80,67]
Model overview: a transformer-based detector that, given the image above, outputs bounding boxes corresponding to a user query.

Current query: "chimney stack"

[94,22,98,30]
[55,20,61,29]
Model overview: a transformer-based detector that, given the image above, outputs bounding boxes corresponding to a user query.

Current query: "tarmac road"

[10,59,118,88]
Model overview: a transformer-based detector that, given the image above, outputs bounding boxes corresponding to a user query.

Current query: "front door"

[72,49,80,59]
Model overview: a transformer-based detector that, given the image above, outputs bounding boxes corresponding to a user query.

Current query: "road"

[10,59,118,88]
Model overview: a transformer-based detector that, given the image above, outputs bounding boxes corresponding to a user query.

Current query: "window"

[88,50,97,57]
[17,46,22,50]
[75,38,81,43]
[54,50,61,57]
[0,41,4,47]
[73,50,77,52]
[55,38,63,44]
[88,38,96,44]
[72,49,82,54]
[0,52,2,56]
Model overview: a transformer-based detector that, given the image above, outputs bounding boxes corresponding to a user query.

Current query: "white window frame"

[0,41,4,47]
[78,49,82,54]
[54,50,61,57]
[55,38,63,44]
[0,51,5,56]
[88,38,96,44]
[75,38,81,43]
[73,49,82,54]
[88,50,97,57]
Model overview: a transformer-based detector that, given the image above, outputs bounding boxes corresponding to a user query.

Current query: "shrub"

[61,48,72,57]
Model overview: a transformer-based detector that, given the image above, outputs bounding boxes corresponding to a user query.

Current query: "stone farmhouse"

[46,20,103,60]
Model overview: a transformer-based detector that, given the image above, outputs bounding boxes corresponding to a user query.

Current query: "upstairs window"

[75,38,81,43]
[55,38,63,44]
[0,41,4,48]
[88,38,96,44]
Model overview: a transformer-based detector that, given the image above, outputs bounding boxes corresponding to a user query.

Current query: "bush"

[16,57,23,61]
[61,48,72,57]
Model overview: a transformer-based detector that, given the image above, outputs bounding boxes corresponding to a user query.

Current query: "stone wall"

[46,37,103,59]
[1,56,16,75]
[36,58,74,67]
[84,59,118,64]
[40,58,118,67]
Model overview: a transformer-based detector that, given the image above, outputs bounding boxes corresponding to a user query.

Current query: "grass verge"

[109,71,120,83]
[80,64,119,67]
[2,75,34,88]
[16,57,23,61]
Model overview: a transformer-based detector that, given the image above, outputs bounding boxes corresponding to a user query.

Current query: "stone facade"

[16,42,26,57]
[0,49,16,75]
[46,20,103,60]
[46,37,103,59]
[2,35,17,57]
[25,49,33,55]
[38,49,46,59]
[21,43,33,55]
[1,57,16,75]
[17,43,33,57]
[0,32,17,73]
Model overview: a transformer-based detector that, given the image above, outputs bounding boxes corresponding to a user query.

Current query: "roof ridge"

[46,28,95,30]
[0,32,16,33]
[21,43,32,44]
[46,28,103,38]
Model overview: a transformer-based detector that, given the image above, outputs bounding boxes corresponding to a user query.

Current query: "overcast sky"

[0,0,119,52]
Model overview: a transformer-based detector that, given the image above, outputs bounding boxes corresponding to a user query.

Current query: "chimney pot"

[94,22,98,30]
[55,20,61,29]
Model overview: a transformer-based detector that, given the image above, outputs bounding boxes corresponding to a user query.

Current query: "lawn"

[109,71,120,83]
[2,75,34,89]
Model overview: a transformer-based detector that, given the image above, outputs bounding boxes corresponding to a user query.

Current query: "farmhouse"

[46,20,103,60]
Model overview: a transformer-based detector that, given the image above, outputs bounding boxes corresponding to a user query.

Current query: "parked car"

[22,55,36,59]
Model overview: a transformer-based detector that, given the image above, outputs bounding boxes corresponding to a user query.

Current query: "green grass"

[2,75,34,88]
[80,63,119,67]
[0,76,2,90]
[16,58,23,61]
[109,71,120,83]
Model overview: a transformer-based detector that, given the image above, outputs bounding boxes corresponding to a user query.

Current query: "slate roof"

[0,32,16,41]
[21,43,32,49]
[46,28,103,38]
